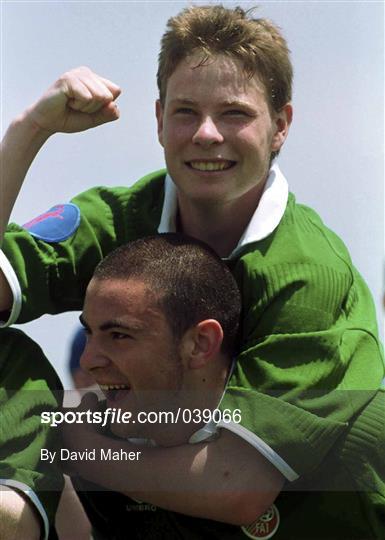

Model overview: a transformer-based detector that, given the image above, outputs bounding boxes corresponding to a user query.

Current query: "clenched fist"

[26,66,121,134]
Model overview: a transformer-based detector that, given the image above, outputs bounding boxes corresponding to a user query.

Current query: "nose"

[80,339,110,374]
[192,116,224,147]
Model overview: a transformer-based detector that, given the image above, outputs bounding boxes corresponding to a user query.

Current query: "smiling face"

[80,277,184,439]
[156,53,291,206]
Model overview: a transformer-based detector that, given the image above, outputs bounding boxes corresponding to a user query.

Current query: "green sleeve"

[220,199,384,478]
[0,328,64,534]
[2,172,165,323]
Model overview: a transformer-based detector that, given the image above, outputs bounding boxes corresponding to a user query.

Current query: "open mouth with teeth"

[186,160,236,172]
[99,383,130,403]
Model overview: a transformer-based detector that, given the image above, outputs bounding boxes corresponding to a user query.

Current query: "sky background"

[1,0,384,388]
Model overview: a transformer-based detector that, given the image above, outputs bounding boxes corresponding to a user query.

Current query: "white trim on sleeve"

[189,420,298,482]
[218,422,299,482]
[0,479,49,540]
[188,360,299,483]
[0,249,22,326]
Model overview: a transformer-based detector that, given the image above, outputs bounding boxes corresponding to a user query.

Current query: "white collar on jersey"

[157,161,289,259]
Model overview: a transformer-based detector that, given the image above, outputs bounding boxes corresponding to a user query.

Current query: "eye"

[111,331,132,341]
[223,109,249,117]
[175,107,195,115]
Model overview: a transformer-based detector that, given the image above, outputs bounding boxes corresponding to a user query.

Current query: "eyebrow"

[169,98,257,110]
[220,99,254,108]
[79,314,144,333]
[169,98,197,105]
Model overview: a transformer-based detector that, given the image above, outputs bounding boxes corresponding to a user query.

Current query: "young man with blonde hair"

[0,4,384,537]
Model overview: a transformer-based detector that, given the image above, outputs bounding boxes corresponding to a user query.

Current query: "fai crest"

[241,504,280,539]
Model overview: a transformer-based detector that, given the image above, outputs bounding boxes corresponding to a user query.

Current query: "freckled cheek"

[164,121,196,146]
[238,132,270,158]
[231,136,258,161]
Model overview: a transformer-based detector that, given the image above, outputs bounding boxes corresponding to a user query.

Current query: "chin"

[183,184,230,203]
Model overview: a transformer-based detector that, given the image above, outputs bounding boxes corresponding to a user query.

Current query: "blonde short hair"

[157,4,293,112]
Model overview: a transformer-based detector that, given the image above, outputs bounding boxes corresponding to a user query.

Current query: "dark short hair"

[93,234,241,356]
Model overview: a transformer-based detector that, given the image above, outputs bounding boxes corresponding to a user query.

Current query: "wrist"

[13,107,54,143]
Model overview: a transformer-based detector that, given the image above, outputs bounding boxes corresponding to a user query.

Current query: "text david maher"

[41,448,142,464]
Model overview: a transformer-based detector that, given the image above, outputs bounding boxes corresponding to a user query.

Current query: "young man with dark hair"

[66,234,385,539]
[0,4,384,537]
[79,233,242,446]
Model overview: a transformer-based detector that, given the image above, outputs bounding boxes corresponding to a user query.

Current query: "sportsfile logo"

[40,407,242,427]
[41,408,132,428]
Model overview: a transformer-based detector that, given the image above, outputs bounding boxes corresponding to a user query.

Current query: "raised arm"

[0,67,121,312]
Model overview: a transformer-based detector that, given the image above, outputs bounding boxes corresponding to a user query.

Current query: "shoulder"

[273,193,353,267]
[235,193,355,283]
[69,169,167,237]
[0,328,62,392]
[231,194,361,334]
[71,169,167,209]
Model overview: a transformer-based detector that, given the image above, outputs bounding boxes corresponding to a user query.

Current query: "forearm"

[0,111,51,240]
[70,429,283,525]
[0,113,50,312]
[0,68,120,314]
[0,114,51,313]
[0,487,41,540]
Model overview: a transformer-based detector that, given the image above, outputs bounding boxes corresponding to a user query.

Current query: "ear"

[271,103,293,153]
[155,99,164,147]
[180,320,224,370]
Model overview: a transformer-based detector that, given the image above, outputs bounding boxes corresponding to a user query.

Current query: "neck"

[177,180,266,257]
[153,358,230,447]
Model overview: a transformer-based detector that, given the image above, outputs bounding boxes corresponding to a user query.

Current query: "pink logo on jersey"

[24,205,65,229]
